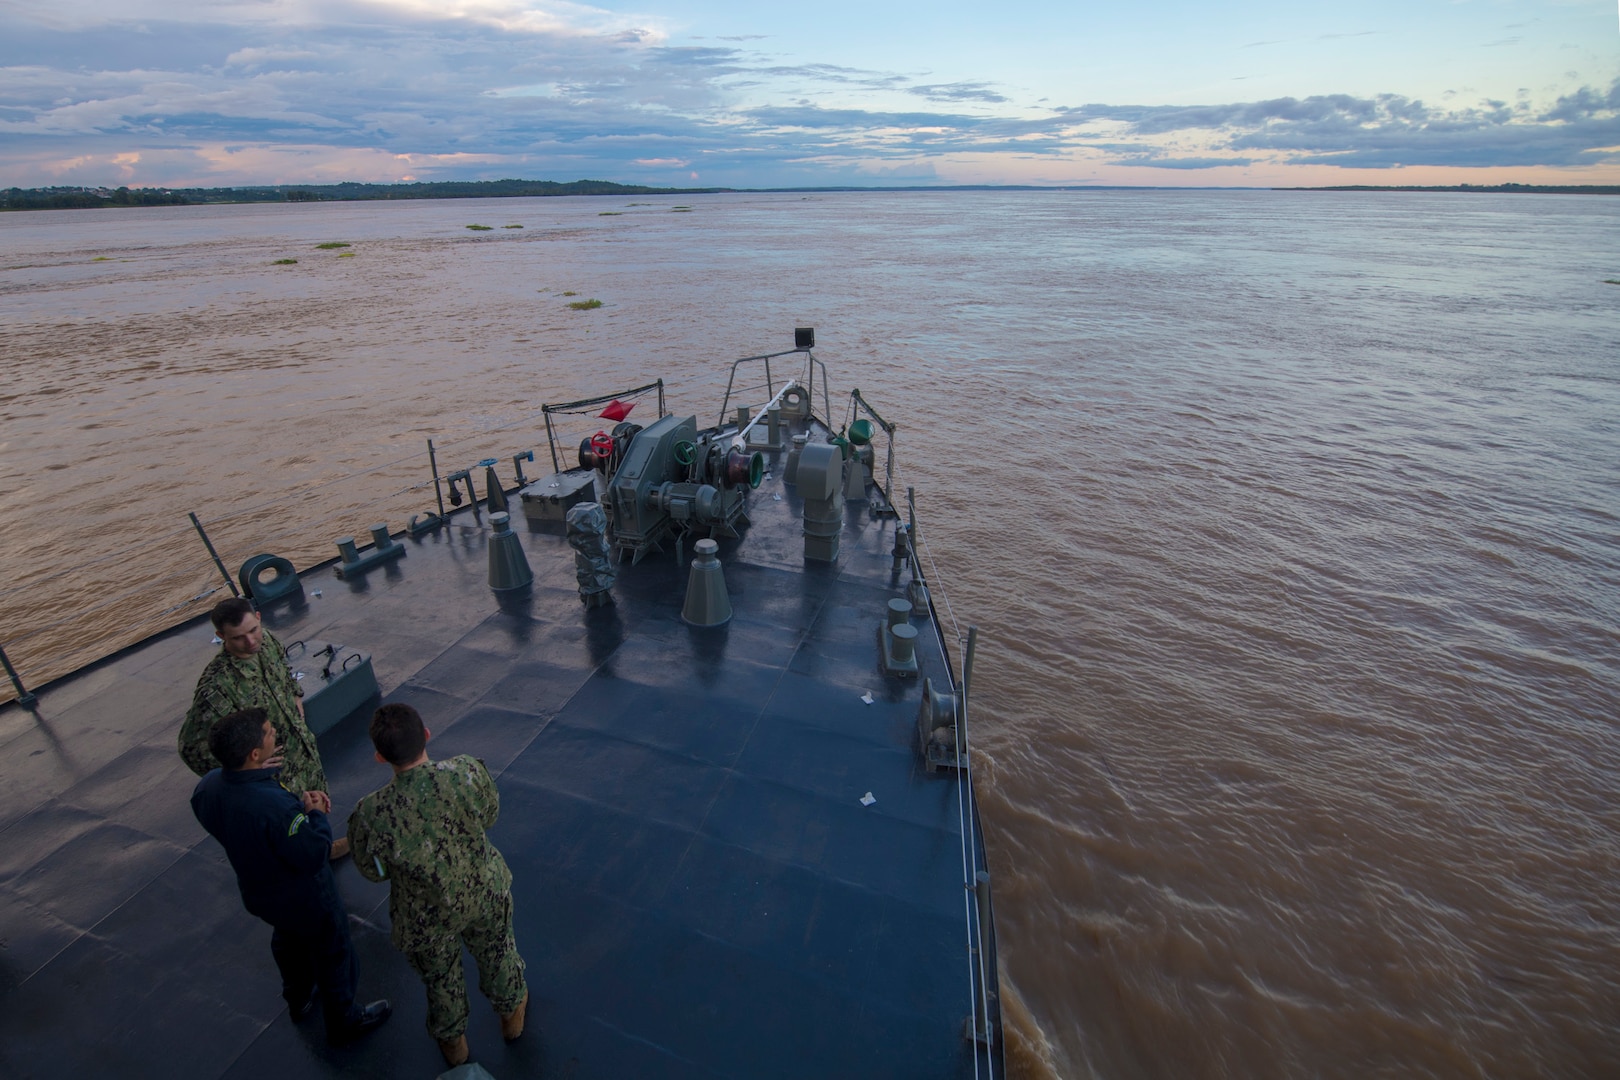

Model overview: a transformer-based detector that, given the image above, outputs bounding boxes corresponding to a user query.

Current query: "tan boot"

[499,992,529,1041]
[437,1034,469,1066]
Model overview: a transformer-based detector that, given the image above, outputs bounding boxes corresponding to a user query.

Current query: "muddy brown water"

[2,191,1618,1078]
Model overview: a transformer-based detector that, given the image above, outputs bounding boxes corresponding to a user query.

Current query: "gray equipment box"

[520,471,599,529]
[298,649,379,735]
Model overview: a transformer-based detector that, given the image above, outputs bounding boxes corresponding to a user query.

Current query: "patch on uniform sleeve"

[288,813,307,836]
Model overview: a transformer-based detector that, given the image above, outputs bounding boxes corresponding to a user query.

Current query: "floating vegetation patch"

[273,258,298,265]
[92,256,110,262]
[568,298,603,310]
[466,224,493,231]
[503,224,523,229]
[599,212,622,216]
[338,252,356,258]
[562,290,578,296]
[315,241,350,249]
[671,206,692,212]
[1605,279,1620,285]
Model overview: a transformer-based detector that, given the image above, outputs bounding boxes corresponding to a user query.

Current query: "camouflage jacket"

[348,755,514,953]
[178,631,326,796]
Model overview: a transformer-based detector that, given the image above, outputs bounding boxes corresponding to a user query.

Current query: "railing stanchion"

[1,644,38,709]
[428,438,448,520]
[188,512,240,599]
[973,869,993,1044]
[543,412,561,474]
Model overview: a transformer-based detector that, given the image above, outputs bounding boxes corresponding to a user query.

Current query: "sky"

[1,0,1618,189]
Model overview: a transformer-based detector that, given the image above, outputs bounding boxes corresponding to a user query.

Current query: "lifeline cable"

[200,479,438,555]
[0,521,197,601]
[1,564,215,646]
[910,508,993,1077]
[205,448,431,525]
[915,526,965,647]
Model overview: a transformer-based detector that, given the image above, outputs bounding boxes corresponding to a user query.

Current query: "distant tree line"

[3,186,192,209]
[2,178,729,211]
[267,179,729,200]
[1276,183,1620,195]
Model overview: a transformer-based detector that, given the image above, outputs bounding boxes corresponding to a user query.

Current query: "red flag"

[598,399,635,422]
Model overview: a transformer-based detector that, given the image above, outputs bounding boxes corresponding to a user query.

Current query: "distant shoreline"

[1,179,721,212]
[1272,184,1620,195]
[4,178,1618,210]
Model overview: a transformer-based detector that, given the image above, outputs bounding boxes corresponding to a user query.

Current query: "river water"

[2,190,1618,1078]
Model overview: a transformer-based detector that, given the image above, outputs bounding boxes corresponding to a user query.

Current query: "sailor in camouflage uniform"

[178,598,343,857]
[179,598,325,793]
[348,702,528,1066]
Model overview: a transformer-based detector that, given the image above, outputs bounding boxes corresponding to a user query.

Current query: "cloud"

[0,0,1616,188]
[1113,154,1258,170]
[6,0,665,39]
[744,104,987,131]
[1543,81,1620,122]
[749,63,909,91]
[1053,85,1620,168]
[906,82,1008,104]
[1056,94,1437,135]
[224,47,323,69]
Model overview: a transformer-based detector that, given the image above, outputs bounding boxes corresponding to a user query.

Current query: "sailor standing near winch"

[348,702,529,1067]
[178,596,350,860]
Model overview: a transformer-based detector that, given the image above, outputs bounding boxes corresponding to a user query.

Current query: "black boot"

[328,999,392,1045]
[286,987,319,1022]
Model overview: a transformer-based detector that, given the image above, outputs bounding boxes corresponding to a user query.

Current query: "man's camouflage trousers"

[404,891,527,1040]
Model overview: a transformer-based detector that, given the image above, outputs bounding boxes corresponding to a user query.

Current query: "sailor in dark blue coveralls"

[191,706,391,1044]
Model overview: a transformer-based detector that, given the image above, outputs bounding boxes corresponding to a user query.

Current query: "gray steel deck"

[0,422,996,1079]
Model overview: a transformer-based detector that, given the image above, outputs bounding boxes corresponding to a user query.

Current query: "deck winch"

[603,414,762,564]
[578,421,642,473]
